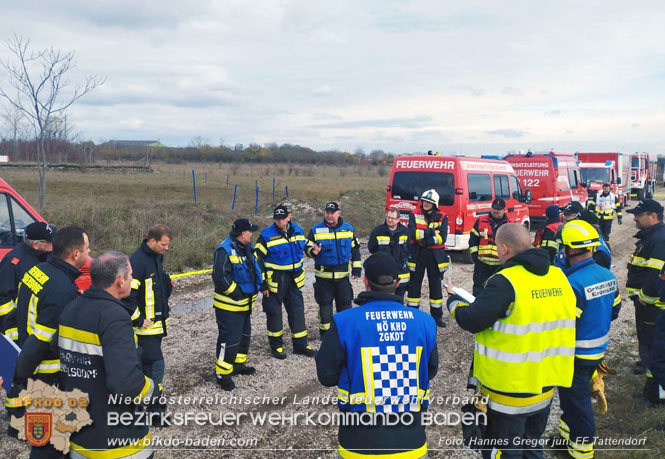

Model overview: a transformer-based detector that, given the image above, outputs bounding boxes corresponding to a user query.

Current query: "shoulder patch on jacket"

[11,257,19,265]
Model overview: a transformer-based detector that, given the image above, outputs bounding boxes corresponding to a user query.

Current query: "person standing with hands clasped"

[368,207,410,301]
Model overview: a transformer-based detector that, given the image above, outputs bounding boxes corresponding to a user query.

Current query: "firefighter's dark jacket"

[367,222,410,278]
[316,290,439,455]
[59,286,154,457]
[305,217,362,279]
[649,266,665,386]
[626,222,665,305]
[447,248,550,333]
[125,240,172,336]
[469,213,510,265]
[212,236,263,312]
[407,206,449,270]
[0,242,48,335]
[14,256,80,379]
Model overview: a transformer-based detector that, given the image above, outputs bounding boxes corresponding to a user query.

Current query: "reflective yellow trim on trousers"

[339,442,427,458]
[319,322,331,331]
[235,353,247,364]
[292,330,308,339]
[70,431,153,459]
[295,270,306,288]
[406,297,420,307]
[314,269,350,279]
[215,359,233,375]
[639,289,658,305]
[267,329,284,337]
[559,419,594,459]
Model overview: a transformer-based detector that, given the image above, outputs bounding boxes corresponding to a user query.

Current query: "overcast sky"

[1,1,664,155]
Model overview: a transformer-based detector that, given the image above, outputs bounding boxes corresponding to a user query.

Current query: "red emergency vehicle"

[0,177,91,291]
[576,152,630,207]
[630,152,656,200]
[385,155,531,257]
[504,151,587,224]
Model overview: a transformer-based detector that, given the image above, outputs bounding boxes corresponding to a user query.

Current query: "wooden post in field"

[204,170,207,184]
[232,184,238,210]
[272,177,275,201]
[255,186,259,215]
[192,169,197,203]
[226,174,230,187]
[285,185,289,199]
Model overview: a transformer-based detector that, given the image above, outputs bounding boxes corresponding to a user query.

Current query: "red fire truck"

[630,152,657,200]
[504,151,587,224]
[385,155,531,259]
[576,152,631,207]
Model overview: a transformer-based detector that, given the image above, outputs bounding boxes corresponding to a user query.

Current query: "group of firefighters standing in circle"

[1,178,664,458]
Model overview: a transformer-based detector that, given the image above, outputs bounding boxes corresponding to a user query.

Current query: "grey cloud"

[485,129,527,138]
[312,116,434,129]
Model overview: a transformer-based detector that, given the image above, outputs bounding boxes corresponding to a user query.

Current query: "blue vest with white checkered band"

[333,300,437,413]
[310,220,355,267]
[563,257,619,360]
[215,237,262,295]
[259,223,306,271]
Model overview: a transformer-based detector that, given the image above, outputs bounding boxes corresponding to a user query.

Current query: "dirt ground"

[3,192,665,458]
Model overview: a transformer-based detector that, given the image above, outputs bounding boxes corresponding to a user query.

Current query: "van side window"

[10,196,37,242]
[568,168,579,189]
[0,194,13,247]
[468,174,492,202]
[493,175,510,199]
[509,175,522,200]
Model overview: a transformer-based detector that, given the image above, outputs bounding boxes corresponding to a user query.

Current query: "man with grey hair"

[368,207,410,300]
[59,251,155,458]
[446,223,576,458]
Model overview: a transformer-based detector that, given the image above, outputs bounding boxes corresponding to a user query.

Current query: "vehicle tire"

[523,220,531,232]
[636,188,645,201]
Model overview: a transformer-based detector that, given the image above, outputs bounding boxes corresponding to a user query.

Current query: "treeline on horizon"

[0,138,401,166]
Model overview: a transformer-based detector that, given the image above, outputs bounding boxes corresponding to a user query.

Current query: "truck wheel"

[637,189,645,201]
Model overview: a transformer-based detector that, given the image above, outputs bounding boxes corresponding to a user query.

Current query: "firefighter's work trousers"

[558,359,598,459]
[635,298,659,368]
[263,272,308,351]
[215,308,251,378]
[138,335,165,387]
[406,249,443,320]
[314,277,353,337]
[599,219,612,242]
[395,282,408,303]
[472,261,498,297]
[482,403,551,459]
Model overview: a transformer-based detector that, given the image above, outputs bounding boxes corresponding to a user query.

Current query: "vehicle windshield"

[580,168,609,183]
[391,171,454,206]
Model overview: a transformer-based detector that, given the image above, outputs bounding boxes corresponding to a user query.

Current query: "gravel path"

[2,194,663,458]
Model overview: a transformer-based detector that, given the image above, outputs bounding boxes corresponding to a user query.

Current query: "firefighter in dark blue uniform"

[9,226,90,455]
[255,205,315,359]
[554,220,621,458]
[59,251,155,459]
[647,263,665,404]
[213,218,263,391]
[305,202,361,338]
[316,252,438,458]
[367,207,410,301]
[533,204,562,263]
[126,224,173,419]
[0,222,55,341]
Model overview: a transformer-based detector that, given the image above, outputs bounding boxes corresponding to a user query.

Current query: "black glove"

[460,404,486,450]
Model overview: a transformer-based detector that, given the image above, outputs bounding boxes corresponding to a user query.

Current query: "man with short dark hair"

[533,204,562,264]
[588,183,622,242]
[368,207,410,300]
[306,202,362,338]
[469,198,511,296]
[213,218,263,391]
[624,199,665,380]
[255,205,315,359]
[7,226,89,451]
[553,201,585,268]
[316,251,438,458]
[126,224,173,416]
[0,222,55,342]
[59,251,155,458]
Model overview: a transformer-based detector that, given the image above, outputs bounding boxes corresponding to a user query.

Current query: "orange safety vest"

[476,215,510,265]
[411,211,446,249]
[533,222,562,248]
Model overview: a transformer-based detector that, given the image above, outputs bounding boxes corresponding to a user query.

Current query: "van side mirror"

[519,188,532,204]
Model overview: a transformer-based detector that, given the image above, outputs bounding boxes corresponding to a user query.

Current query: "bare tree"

[0,35,105,209]
[1,103,28,160]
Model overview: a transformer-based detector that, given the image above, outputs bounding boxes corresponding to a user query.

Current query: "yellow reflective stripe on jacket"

[376,236,391,245]
[70,431,153,459]
[629,256,665,270]
[213,293,256,312]
[133,376,155,403]
[59,325,103,356]
[254,242,268,255]
[313,231,354,241]
[223,282,238,295]
[469,246,479,254]
[4,327,18,341]
[27,294,56,342]
[639,289,659,305]
[134,319,169,336]
[130,279,141,290]
[144,278,155,320]
[5,396,24,408]
[131,307,141,321]
[34,359,60,374]
[264,259,304,271]
[294,270,306,288]
[474,264,576,394]
[0,299,14,316]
